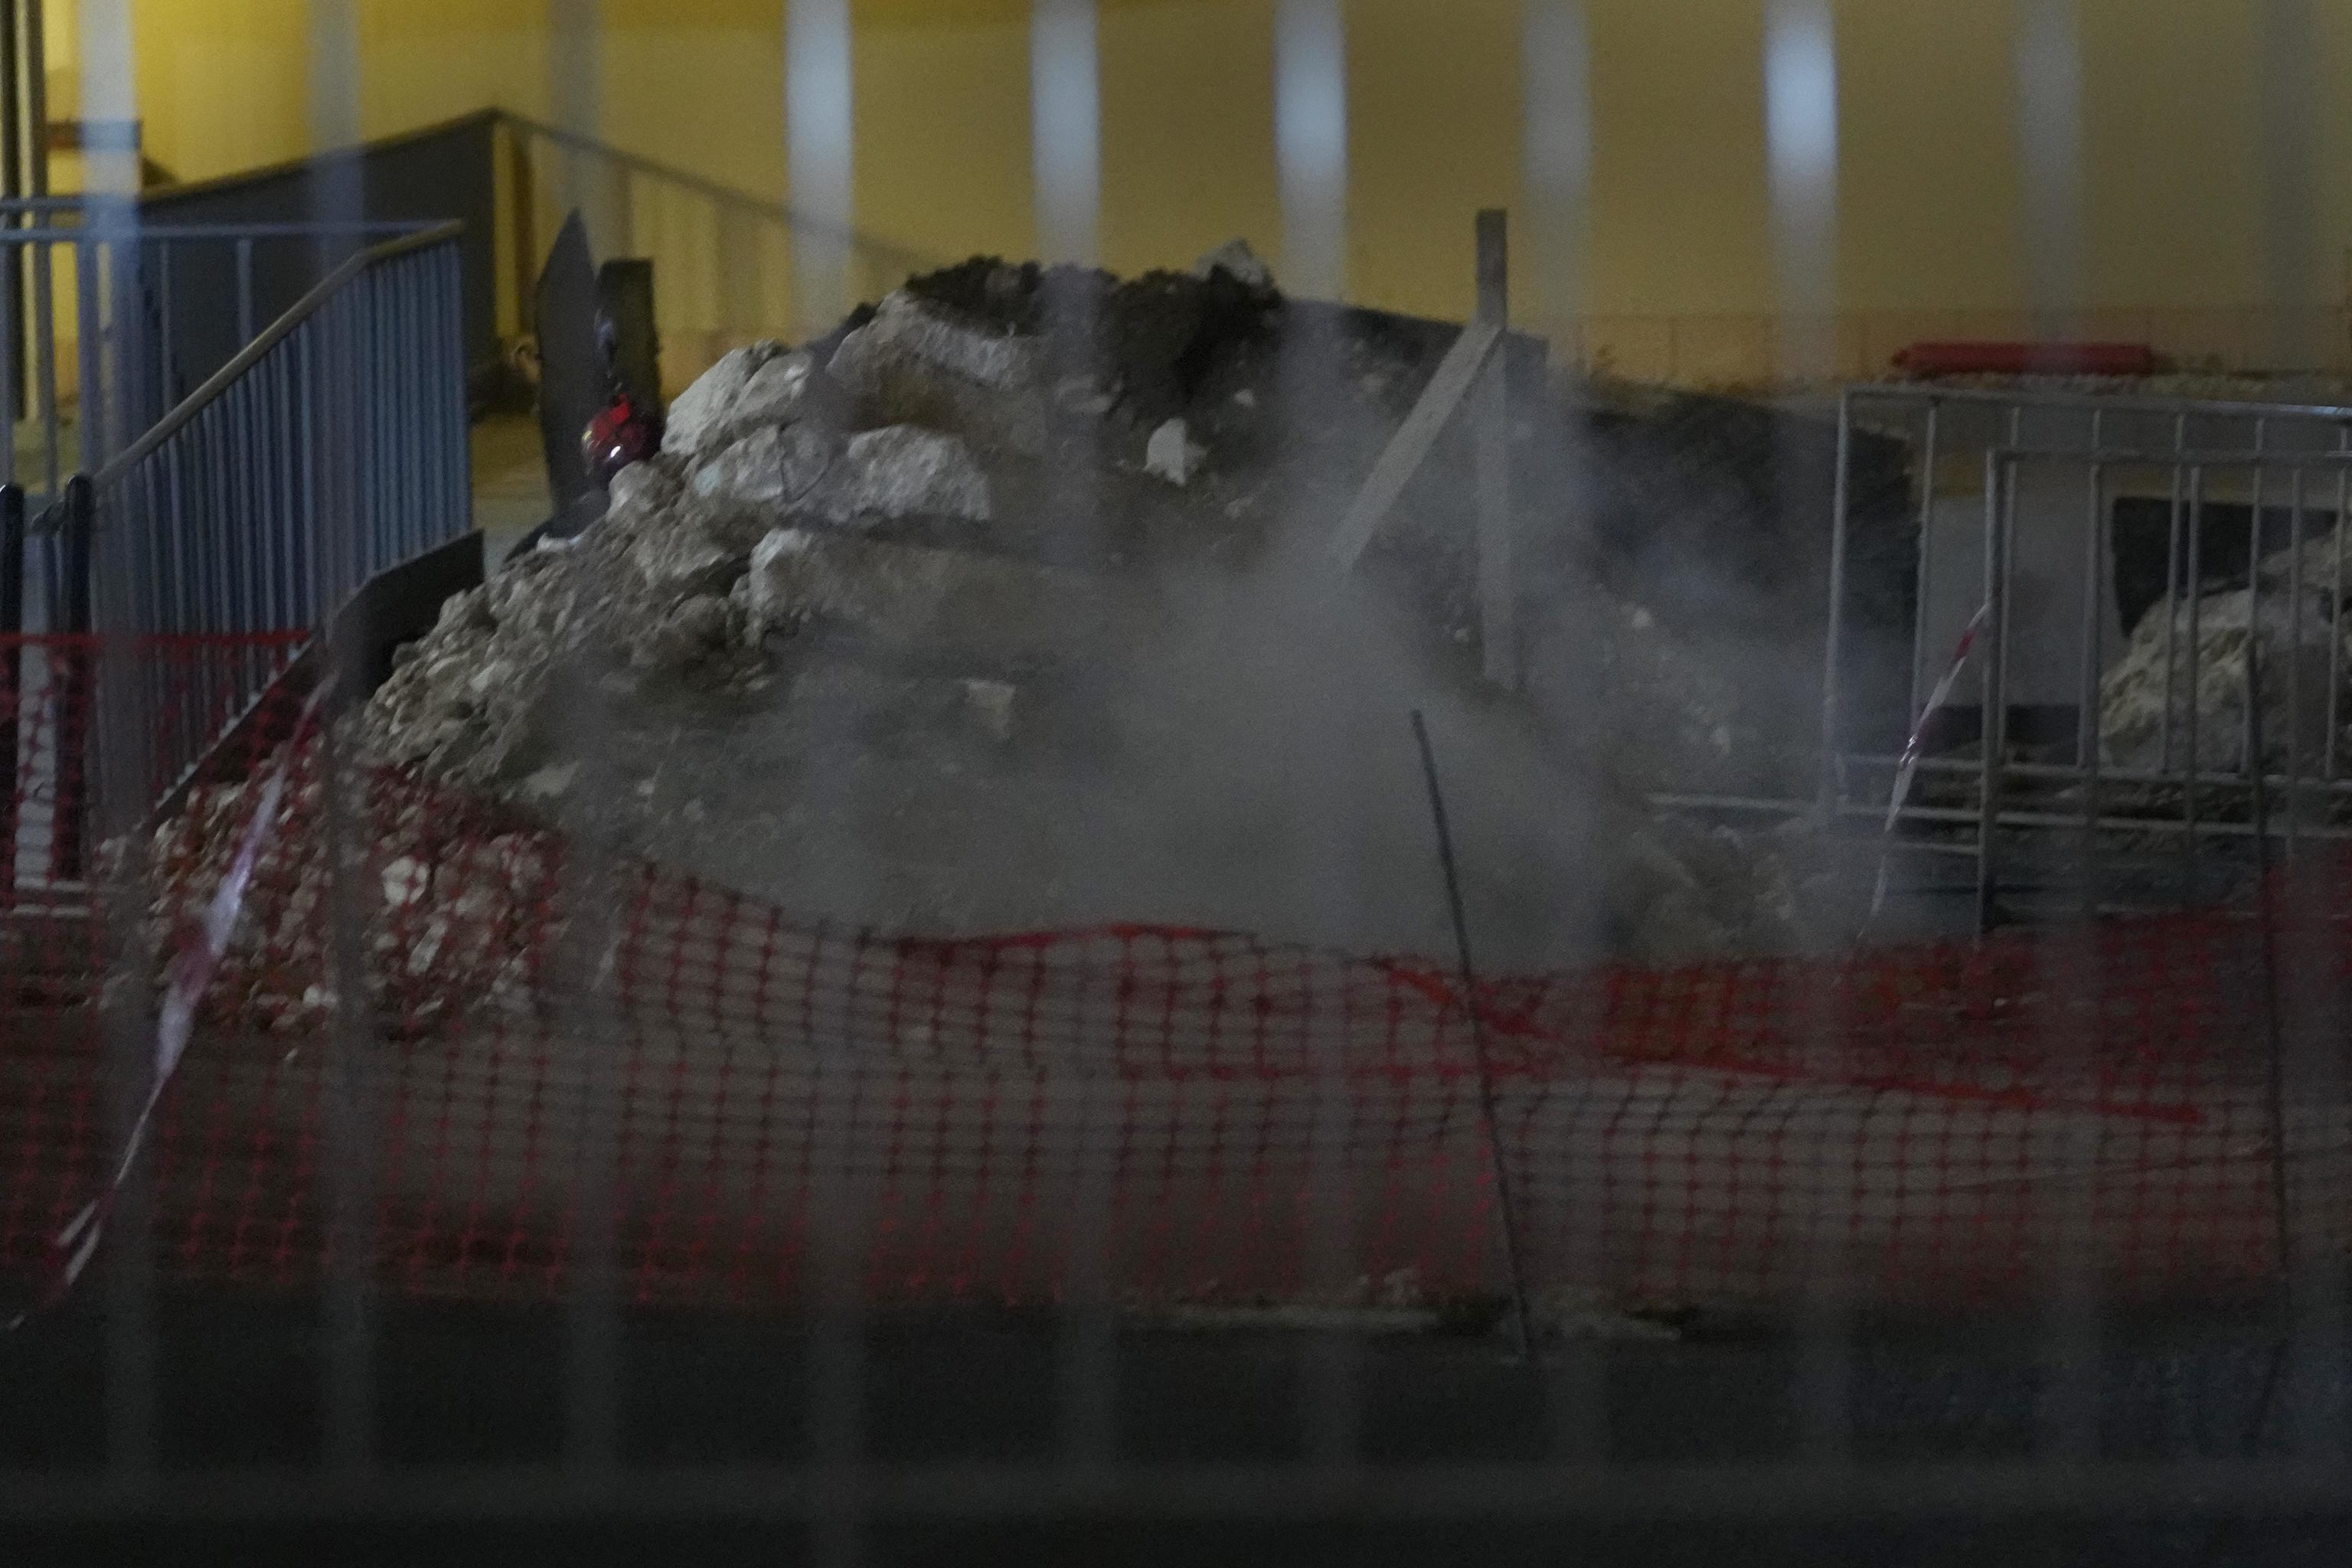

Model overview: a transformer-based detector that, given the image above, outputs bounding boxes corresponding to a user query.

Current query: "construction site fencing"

[1822,386,2352,928]
[0,198,443,501]
[0,225,469,892]
[5,635,2348,1325]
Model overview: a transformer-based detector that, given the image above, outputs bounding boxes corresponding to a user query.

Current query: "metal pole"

[0,480,21,900]
[2285,466,2306,854]
[1907,398,1940,720]
[1410,709,1536,1361]
[235,237,254,348]
[49,471,89,882]
[2333,426,2350,783]
[1977,449,2010,937]
[2184,464,2205,875]
[2159,413,2187,769]
[1475,209,1517,690]
[1821,387,1854,815]
[2076,412,2105,916]
[1,0,22,428]
[2243,423,2269,781]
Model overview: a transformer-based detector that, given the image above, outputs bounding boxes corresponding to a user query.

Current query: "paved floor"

[472,415,552,569]
[0,1289,2343,1564]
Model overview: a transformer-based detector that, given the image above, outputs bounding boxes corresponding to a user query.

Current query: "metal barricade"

[5,223,470,893]
[0,199,437,503]
[1825,385,2352,924]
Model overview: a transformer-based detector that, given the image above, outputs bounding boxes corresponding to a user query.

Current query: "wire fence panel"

[5,644,2344,1325]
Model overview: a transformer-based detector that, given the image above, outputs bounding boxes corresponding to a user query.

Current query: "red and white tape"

[7,684,327,1329]
[1870,604,1991,922]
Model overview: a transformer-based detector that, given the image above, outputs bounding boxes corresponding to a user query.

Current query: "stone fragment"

[745,526,1131,656]
[820,425,991,524]
[1145,417,1204,486]
[828,292,1048,456]
[689,422,838,511]
[1191,238,1275,292]
[662,341,792,458]
[2099,585,2348,774]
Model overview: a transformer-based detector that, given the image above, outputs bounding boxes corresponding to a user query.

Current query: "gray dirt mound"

[356,250,1840,966]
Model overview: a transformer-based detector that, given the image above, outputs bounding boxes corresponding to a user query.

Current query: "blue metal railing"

[0,199,439,504]
[4,223,471,887]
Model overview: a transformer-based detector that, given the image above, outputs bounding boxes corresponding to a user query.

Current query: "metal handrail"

[87,221,465,499]
[0,220,433,241]
[1854,381,2352,425]
[495,109,930,271]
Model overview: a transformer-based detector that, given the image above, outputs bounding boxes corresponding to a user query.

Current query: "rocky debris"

[900,256,1278,431]
[1145,417,1204,486]
[665,341,779,457]
[818,425,991,525]
[1608,812,1803,962]
[143,758,557,1036]
[348,250,1841,966]
[744,525,1129,655]
[2100,583,2350,774]
[1192,238,1275,292]
[688,422,838,514]
[829,290,1051,455]
[664,343,848,460]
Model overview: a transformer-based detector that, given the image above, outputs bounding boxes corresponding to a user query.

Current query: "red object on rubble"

[582,389,664,486]
[1893,341,2159,377]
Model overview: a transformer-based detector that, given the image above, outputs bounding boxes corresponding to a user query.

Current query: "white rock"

[1145,417,1205,486]
[517,762,578,806]
[729,350,835,433]
[662,341,792,458]
[689,422,838,510]
[381,858,429,909]
[1191,238,1275,292]
[607,459,684,522]
[2099,585,2348,773]
[824,425,991,524]
[867,290,1037,391]
[828,293,1050,456]
[745,525,1131,654]
[628,511,740,598]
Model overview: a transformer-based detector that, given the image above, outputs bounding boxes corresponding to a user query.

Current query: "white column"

[2013,0,2084,340]
[786,0,855,334]
[1762,0,1838,381]
[2259,0,2318,369]
[309,0,363,149]
[309,0,364,261]
[76,0,138,200]
[1031,0,1101,268]
[549,0,608,252]
[1521,0,1590,368]
[1274,0,1348,301]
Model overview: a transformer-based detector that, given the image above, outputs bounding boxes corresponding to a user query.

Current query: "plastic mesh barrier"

[5,637,2347,1317]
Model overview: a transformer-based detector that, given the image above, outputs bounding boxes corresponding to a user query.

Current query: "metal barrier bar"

[47,473,89,882]
[21,225,470,834]
[0,482,20,897]
[1827,388,2352,906]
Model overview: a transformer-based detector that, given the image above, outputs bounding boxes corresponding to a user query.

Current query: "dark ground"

[2,1285,2348,1564]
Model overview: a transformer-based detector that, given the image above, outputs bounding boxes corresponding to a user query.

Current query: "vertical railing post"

[1474,208,1517,691]
[0,482,23,902]
[50,472,92,883]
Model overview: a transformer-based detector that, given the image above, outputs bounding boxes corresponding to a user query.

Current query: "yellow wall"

[62,1,2352,338]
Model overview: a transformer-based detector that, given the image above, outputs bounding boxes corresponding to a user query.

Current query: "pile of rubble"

[2101,531,2352,777]
[142,757,557,1036]
[338,245,1812,966]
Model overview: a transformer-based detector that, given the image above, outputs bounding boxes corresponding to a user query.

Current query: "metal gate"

[1826,385,2352,926]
